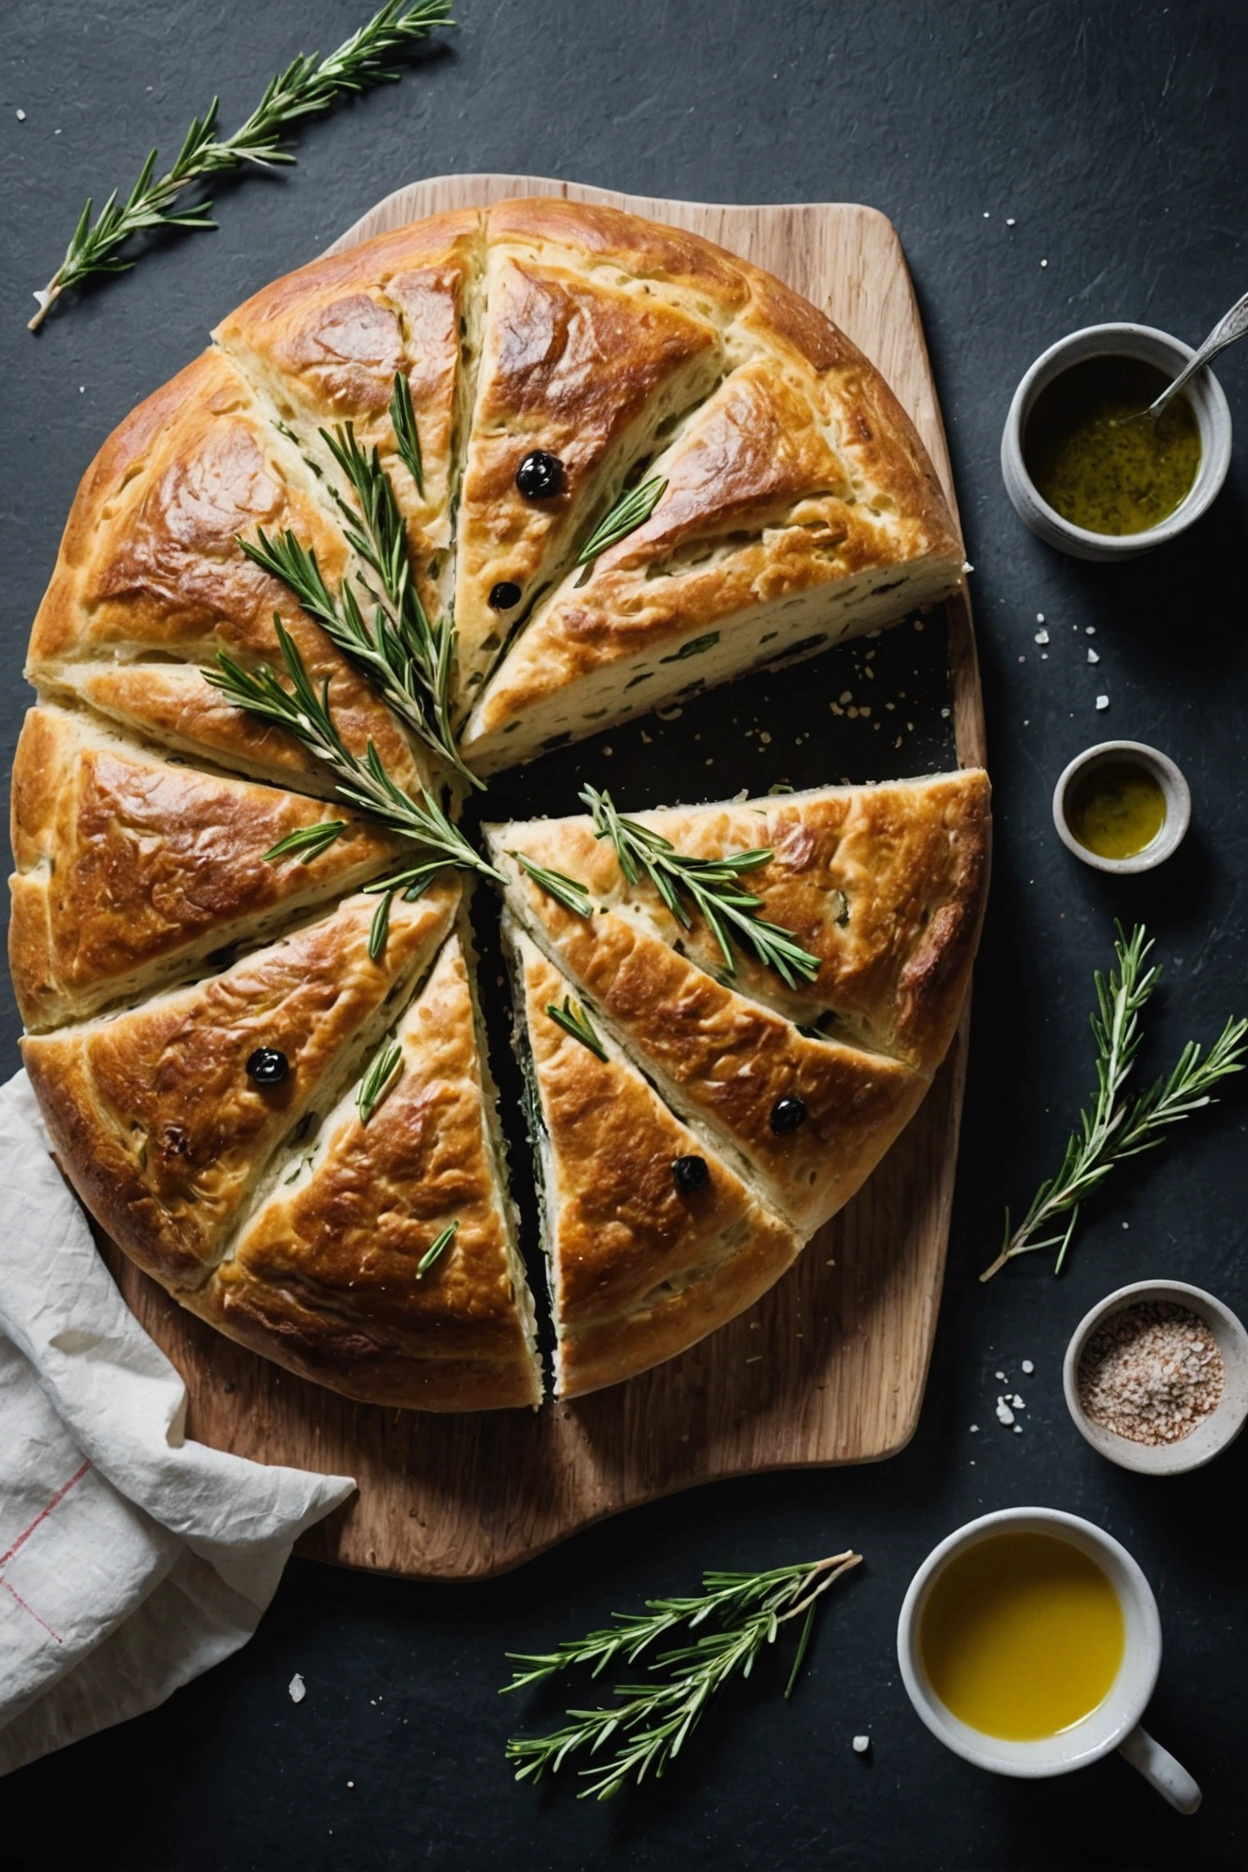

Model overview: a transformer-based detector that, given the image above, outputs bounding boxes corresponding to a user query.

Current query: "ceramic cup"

[897,1506,1201,1813]
[1051,739,1191,875]
[1001,322,1233,560]
[1064,1278,1248,1475]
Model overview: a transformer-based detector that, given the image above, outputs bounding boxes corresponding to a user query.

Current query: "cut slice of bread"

[505,917,799,1397]
[490,831,925,1238]
[192,923,542,1411]
[22,884,458,1292]
[10,704,405,1030]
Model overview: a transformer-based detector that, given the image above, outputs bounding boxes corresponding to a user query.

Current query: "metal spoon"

[1142,288,1248,419]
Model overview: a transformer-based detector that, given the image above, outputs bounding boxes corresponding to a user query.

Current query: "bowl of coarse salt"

[1063,1280,1248,1475]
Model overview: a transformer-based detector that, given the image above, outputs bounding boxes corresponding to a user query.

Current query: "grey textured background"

[2,3,1247,1867]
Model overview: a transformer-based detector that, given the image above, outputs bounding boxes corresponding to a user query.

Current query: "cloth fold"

[0,1070,354,1777]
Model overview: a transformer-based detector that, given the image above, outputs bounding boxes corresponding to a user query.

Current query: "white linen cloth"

[0,1070,355,1777]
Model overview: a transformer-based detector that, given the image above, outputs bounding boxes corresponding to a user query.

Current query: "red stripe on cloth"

[0,1458,91,1568]
[0,1574,64,1644]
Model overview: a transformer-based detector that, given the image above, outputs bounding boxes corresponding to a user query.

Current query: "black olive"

[515,450,565,500]
[770,1095,808,1135]
[489,580,522,610]
[672,1154,710,1194]
[246,1047,290,1086]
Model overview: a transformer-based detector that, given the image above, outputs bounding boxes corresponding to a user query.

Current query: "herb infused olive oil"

[1024,357,1201,535]
[919,1532,1124,1740]
[1067,760,1167,861]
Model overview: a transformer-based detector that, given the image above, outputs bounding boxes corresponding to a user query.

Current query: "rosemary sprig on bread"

[29,2,455,330]
[241,382,475,787]
[503,1550,861,1799]
[583,785,821,988]
[205,618,502,886]
[982,924,1247,1280]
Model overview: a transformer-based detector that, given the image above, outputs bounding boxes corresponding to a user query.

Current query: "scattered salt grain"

[1034,627,1049,644]
[995,1397,1015,1426]
[1012,1394,1025,1409]
[1036,612,1045,623]
[289,1674,306,1703]
[1040,258,1048,268]
[1086,625,1096,635]
[1006,217,1016,226]
[852,1735,871,1754]
[994,1370,1006,1381]
[16,108,26,122]
[1021,1359,1034,1374]
[1087,648,1100,664]
[1013,1423,1024,1435]
[969,1423,979,1433]
[1096,695,1109,710]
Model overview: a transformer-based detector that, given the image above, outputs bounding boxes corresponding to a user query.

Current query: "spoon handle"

[1150,288,1248,415]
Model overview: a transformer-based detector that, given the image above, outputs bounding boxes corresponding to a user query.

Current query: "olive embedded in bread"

[514,451,565,500]
[489,581,523,610]
[246,1047,290,1086]
[672,1154,710,1193]
[769,1095,808,1135]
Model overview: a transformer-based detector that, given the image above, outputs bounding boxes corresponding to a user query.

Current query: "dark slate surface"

[2,2,1247,1866]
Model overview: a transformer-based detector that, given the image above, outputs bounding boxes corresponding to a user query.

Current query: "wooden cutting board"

[102,177,986,1580]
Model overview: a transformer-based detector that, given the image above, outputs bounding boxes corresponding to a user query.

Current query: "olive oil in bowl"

[1067,759,1167,861]
[1024,356,1201,536]
[919,1531,1125,1741]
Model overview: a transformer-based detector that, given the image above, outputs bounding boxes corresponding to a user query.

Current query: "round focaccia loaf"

[12,199,977,1411]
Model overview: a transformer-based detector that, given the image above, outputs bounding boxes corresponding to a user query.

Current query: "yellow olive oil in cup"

[1066,759,1167,861]
[919,1531,1125,1741]
[1024,357,1201,536]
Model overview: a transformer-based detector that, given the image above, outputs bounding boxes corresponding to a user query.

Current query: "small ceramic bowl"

[1001,322,1233,560]
[1052,739,1191,874]
[1063,1278,1248,1475]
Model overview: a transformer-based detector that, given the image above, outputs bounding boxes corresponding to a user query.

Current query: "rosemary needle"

[30,3,456,330]
[545,997,608,1062]
[981,923,1247,1280]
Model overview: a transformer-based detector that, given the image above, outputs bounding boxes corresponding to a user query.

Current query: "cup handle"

[1117,1723,1202,1814]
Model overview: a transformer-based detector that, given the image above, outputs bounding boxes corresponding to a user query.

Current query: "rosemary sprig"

[239,426,475,791]
[389,371,425,497]
[357,1037,403,1126]
[509,851,595,921]
[416,1219,458,1277]
[576,475,668,567]
[981,924,1247,1280]
[546,997,608,1062]
[503,1551,861,1800]
[262,819,347,863]
[582,785,821,989]
[29,2,455,330]
[204,617,502,888]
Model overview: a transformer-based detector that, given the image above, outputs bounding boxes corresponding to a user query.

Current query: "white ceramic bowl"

[1063,1278,1248,1475]
[1001,322,1233,560]
[897,1507,1200,1812]
[1052,739,1191,875]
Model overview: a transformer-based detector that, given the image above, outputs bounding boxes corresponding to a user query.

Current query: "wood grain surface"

[103,177,986,1580]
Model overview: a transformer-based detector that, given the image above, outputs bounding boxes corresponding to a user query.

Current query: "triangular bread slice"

[26,349,427,795]
[462,348,964,771]
[215,209,482,616]
[21,884,458,1294]
[495,772,990,1075]
[451,220,725,713]
[9,704,405,1030]
[190,923,541,1411]
[505,918,800,1398]
[489,834,924,1238]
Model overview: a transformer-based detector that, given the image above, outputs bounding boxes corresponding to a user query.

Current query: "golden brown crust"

[510,925,799,1397]
[494,772,989,1072]
[191,932,541,1410]
[21,887,458,1292]
[9,705,403,1030]
[26,349,427,792]
[452,245,722,705]
[215,209,482,559]
[492,841,925,1235]
[464,341,963,753]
